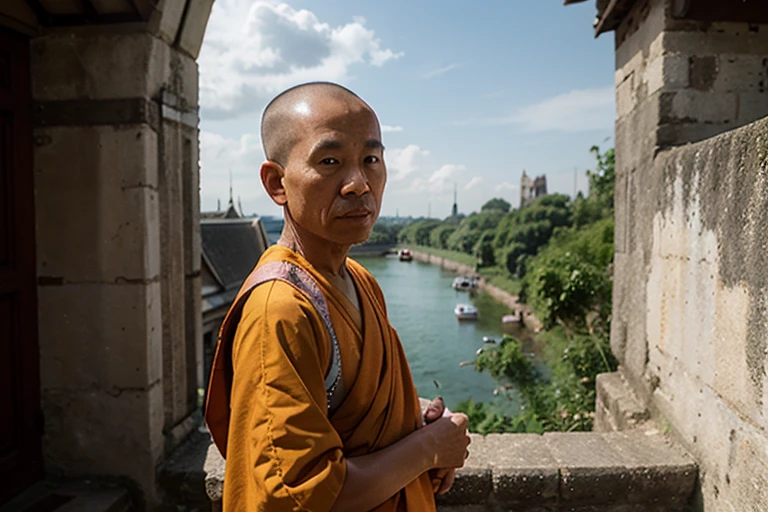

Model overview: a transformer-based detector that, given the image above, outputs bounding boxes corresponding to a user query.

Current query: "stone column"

[610,0,768,398]
[30,27,202,507]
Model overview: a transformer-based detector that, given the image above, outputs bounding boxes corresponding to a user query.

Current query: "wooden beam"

[672,0,692,18]
[24,0,51,26]
[80,0,98,22]
[130,0,156,21]
[594,0,620,35]
[677,0,768,24]
[594,0,636,35]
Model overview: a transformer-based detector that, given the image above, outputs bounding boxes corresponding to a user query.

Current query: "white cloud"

[199,130,269,215]
[495,181,517,192]
[381,125,403,133]
[465,176,484,190]
[429,164,465,184]
[421,62,463,80]
[386,144,430,180]
[447,86,614,132]
[199,1,403,119]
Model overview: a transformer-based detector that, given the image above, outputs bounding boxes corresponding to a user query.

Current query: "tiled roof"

[201,218,269,290]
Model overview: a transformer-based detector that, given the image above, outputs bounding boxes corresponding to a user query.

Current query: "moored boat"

[454,303,478,320]
[452,275,478,291]
[398,248,413,261]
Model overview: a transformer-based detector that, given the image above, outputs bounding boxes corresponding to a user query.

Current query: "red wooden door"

[0,27,43,503]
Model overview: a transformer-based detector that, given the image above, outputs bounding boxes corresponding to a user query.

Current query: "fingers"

[437,468,456,495]
[424,396,445,423]
[450,412,469,429]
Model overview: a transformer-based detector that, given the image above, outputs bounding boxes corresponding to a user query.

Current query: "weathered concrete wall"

[640,119,768,511]
[612,0,768,397]
[31,28,202,508]
[608,3,768,509]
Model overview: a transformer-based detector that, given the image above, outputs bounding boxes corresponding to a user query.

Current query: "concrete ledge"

[595,371,650,432]
[202,431,696,512]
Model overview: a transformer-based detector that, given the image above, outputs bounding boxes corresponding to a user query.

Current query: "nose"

[340,165,371,197]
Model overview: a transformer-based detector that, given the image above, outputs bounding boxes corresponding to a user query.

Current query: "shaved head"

[261,82,377,167]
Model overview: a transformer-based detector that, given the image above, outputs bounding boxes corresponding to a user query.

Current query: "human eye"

[364,155,380,164]
[319,157,339,165]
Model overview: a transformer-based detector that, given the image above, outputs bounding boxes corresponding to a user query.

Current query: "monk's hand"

[426,413,471,470]
[430,467,456,495]
[423,396,447,424]
[422,397,458,493]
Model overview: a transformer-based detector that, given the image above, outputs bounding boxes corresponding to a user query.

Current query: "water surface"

[356,255,516,410]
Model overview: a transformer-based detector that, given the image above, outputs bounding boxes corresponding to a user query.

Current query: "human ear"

[260,161,287,206]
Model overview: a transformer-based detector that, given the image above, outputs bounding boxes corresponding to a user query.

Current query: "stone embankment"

[411,250,543,333]
[203,428,697,511]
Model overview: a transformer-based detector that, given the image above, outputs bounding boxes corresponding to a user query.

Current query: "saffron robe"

[205,245,436,511]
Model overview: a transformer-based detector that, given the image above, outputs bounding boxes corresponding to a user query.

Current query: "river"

[356,255,524,412]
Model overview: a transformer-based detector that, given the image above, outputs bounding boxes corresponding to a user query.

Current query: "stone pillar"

[30,27,202,507]
[610,0,768,397]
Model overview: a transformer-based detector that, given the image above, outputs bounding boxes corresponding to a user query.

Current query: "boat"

[398,248,413,261]
[452,275,478,291]
[454,303,478,320]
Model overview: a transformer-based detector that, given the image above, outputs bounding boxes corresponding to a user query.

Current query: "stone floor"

[1,480,131,512]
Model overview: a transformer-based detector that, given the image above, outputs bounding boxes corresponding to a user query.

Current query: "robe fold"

[205,245,436,512]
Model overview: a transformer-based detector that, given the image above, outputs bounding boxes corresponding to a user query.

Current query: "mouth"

[339,208,373,219]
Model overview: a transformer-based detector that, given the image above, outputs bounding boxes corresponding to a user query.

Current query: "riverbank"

[410,249,543,333]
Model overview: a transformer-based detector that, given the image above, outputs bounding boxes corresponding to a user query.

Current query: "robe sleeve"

[225,280,347,512]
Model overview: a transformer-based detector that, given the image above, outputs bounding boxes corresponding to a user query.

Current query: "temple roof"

[201,218,269,291]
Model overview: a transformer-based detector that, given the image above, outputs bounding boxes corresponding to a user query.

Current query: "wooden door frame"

[0,25,43,504]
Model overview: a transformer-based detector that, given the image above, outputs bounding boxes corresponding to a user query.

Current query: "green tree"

[446,211,504,254]
[481,197,511,213]
[429,224,457,249]
[398,219,442,246]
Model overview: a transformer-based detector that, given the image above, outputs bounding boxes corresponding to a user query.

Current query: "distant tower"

[217,198,221,211]
[228,169,234,209]
[520,170,533,208]
[451,183,458,217]
[533,175,548,198]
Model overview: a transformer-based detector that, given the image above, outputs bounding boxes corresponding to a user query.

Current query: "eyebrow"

[365,139,385,150]
[310,138,385,153]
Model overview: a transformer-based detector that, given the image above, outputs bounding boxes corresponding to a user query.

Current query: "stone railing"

[200,429,696,512]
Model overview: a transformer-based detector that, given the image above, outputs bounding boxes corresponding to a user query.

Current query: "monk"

[205,82,471,512]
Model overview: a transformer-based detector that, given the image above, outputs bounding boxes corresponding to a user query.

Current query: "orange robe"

[206,245,436,511]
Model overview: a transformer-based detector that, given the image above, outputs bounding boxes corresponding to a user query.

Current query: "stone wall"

[31,26,204,508]
[637,118,767,510]
[607,3,768,509]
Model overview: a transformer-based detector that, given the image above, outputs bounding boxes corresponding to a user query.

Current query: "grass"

[410,245,521,297]
[410,245,477,267]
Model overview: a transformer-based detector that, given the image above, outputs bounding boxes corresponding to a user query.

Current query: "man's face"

[281,98,386,247]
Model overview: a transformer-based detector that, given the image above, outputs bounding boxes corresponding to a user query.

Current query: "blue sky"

[198,0,615,218]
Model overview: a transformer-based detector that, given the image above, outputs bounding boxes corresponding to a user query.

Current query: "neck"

[278,217,350,278]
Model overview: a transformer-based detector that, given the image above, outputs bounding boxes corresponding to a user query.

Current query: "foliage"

[363,221,403,245]
[460,327,617,434]
[445,211,504,254]
[572,147,615,228]
[429,224,457,250]
[481,197,511,213]
[454,145,618,434]
[398,219,442,247]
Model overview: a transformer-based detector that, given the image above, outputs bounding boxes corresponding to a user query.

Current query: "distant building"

[520,170,548,208]
[259,215,285,245]
[200,217,269,397]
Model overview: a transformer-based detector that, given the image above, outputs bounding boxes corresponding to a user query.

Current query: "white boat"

[452,276,478,291]
[398,248,413,261]
[454,303,478,320]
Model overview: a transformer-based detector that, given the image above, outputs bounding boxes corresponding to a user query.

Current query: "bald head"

[261,82,377,167]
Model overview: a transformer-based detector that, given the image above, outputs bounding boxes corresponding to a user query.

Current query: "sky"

[198,0,615,219]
